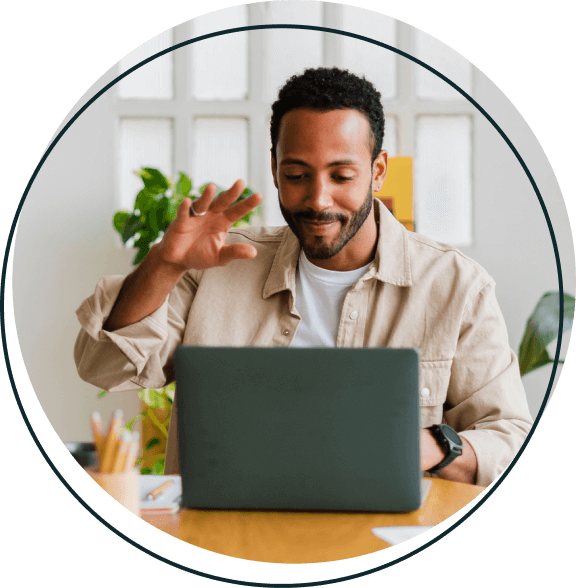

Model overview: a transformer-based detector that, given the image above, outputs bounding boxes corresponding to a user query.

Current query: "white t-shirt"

[291,250,372,347]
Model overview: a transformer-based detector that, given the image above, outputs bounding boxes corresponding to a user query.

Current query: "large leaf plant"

[114,167,260,266]
[519,292,574,376]
[101,168,260,474]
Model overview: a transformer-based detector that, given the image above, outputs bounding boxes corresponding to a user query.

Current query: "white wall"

[13,68,141,442]
[12,14,574,443]
[460,68,574,418]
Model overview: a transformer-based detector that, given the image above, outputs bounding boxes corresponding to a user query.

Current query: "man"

[75,68,533,487]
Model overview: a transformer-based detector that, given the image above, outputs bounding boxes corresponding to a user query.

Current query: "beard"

[279,187,373,260]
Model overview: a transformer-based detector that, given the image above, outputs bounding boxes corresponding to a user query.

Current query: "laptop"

[174,346,426,512]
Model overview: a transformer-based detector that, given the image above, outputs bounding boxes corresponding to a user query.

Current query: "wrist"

[148,242,188,281]
[421,428,445,471]
[424,424,464,474]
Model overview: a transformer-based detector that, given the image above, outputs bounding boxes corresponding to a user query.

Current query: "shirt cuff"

[459,421,530,488]
[75,275,169,376]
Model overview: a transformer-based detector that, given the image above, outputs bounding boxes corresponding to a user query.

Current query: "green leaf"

[132,245,150,266]
[134,188,157,214]
[152,458,165,475]
[519,292,574,376]
[166,198,180,224]
[176,172,192,197]
[135,168,171,194]
[125,413,144,432]
[145,437,161,452]
[524,352,554,374]
[113,210,129,235]
[147,200,161,234]
[138,388,167,409]
[151,197,170,233]
[140,467,152,475]
[133,226,156,248]
[121,215,144,244]
[98,389,109,398]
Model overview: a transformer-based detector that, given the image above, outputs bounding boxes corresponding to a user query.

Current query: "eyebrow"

[279,158,360,167]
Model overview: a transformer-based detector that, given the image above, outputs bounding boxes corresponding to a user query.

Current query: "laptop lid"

[174,346,421,512]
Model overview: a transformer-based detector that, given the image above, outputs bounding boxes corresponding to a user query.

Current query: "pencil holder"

[86,467,140,516]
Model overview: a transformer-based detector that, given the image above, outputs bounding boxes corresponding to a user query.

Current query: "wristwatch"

[426,424,463,473]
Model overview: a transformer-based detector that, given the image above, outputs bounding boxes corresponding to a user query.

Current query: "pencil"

[124,431,140,472]
[146,480,173,501]
[90,411,104,464]
[111,430,132,473]
[100,409,123,473]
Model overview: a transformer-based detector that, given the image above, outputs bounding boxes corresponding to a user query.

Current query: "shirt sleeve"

[444,279,534,487]
[74,272,197,392]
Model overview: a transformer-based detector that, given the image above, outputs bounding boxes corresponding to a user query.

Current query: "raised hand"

[157,180,263,272]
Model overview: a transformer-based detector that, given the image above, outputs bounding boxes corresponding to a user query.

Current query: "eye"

[285,174,305,181]
[334,175,355,182]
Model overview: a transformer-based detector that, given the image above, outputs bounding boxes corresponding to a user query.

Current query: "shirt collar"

[262,198,412,299]
[371,197,413,287]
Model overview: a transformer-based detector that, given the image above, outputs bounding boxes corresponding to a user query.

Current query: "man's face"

[272,108,385,261]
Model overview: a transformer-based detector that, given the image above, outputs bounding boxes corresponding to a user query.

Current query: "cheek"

[336,184,368,211]
[277,183,301,207]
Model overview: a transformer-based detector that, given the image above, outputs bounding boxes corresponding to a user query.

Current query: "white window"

[114,2,475,246]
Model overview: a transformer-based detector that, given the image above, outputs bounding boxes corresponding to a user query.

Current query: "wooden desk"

[141,478,484,563]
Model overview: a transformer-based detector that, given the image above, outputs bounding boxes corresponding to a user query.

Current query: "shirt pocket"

[419,359,453,429]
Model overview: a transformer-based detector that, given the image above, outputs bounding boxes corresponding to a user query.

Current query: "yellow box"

[374,156,414,231]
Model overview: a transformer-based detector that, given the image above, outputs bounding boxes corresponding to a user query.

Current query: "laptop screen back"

[174,346,421,512]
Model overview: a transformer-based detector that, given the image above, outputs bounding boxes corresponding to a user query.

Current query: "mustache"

[292,210,347,223]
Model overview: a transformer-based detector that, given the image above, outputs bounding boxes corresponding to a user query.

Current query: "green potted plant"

[100,168,261,473]
[518,291,574,376]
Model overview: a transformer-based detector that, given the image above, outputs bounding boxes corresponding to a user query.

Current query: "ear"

[270,148,279,189]
[372,150,388,194]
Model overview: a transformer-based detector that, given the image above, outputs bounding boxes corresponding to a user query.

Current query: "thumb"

[218,243,258,266]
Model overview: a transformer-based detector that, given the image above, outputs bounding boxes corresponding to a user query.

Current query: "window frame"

[112,3,477,240]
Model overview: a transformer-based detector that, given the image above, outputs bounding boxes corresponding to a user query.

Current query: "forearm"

[104,243,185,332]
[102,183,262,333]
[421,429,478,485]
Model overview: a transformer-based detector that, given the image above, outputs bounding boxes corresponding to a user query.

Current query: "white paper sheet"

[371,526,434,545]
[139,475,182,510]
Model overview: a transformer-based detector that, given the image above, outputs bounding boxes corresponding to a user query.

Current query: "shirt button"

[420,388,430,398]
[350,311,359,320]
[283,329,290,336]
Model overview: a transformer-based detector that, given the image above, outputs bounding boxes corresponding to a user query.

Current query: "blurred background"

[12,1,574,444]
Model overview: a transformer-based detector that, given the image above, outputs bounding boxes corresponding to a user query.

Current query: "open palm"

[157,180,263,272]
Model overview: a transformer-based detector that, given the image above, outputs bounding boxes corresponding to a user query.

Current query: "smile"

[301,220,338,233]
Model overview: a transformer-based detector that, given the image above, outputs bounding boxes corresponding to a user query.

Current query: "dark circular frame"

[0,24,564,586]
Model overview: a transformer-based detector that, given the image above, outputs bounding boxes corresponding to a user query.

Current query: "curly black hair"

[270,67,385,163]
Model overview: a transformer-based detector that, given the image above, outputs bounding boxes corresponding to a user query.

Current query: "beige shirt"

[75,199,533,487]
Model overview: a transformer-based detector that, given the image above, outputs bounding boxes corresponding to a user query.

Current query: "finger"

[209,179,246,213]
[224,192,263,224]
[191,183,218,216]
[176,197,193,220]
[218,243,258,266]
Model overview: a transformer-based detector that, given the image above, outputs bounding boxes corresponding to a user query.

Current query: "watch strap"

[427,424,463,473]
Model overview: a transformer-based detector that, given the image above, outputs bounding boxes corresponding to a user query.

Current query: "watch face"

[441,425,462,445]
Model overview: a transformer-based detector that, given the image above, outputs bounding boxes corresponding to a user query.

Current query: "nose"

[304,175,333,211]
